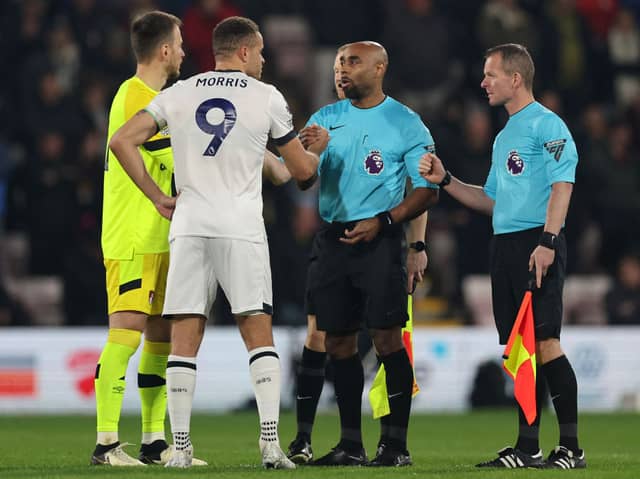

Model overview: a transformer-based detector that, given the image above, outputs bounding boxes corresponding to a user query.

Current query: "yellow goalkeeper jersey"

[101,76,173,259]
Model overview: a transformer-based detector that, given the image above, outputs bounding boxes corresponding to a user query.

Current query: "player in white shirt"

[109,16,322,469]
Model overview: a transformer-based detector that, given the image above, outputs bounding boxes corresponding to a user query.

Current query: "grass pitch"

[0,411,638,478]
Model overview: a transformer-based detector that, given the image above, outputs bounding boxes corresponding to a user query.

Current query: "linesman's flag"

[369,295,420,419]
[502,289,537,425]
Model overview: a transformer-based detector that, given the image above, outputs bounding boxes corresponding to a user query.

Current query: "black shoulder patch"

[544,139,567,161]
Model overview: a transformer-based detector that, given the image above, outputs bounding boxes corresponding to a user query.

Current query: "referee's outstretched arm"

[419,152,494,216]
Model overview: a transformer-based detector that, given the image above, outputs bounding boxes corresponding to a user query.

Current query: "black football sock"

[543,355,579,452]
[332,354,364,452]
[295,346,326,442]
[379,414,391,448]
[380,348,413,452]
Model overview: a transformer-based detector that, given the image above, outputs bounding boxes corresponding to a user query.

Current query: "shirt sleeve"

[483,161,497,200]
[268,87,296,146]
[403,116,438,189]
[124,83,155,121]
[304,109,325,129]
[144,88,171,132]
[539,114,578,184]
[483,135,498,199]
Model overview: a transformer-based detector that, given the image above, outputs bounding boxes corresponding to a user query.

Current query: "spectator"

[383,0,461,119]
[477,0,540,55]
[598,120,640,268]
[576,0,620,41]
[0,279,32,326]
[606,252,640,324]
[78,77,110,136]
[182,0,242,73]
[7,131,77,275]
[64,0,119,68]
[22,71,81,147]
[608,8,640,107]
[540,0,600,113]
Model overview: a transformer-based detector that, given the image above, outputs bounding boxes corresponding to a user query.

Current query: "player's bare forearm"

[544,182,573,234]
[277,137,319,187]
[407,211,427,243]
[406,211,428,292]
[389,187,437,224]
[405,177,427,243]
[528,182,573,288]
[419,152,493,215]
[262,149,291,185]
[444,178,495,216]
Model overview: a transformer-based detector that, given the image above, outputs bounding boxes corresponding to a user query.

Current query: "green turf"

[0,411,638,478]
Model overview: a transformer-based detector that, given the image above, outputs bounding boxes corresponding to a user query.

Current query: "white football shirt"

[145,70,295,242]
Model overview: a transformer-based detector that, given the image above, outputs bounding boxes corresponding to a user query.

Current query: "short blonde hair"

[485,43,535,91]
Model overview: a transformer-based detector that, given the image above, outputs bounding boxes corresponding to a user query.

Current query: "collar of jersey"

[509,101,537,118]
[349,95,389,111]
[213,69,243,73]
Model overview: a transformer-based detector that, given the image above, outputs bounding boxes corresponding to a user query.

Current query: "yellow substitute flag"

[369,295,420,419]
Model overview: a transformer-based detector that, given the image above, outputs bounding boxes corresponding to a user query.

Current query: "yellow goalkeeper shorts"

[104,252,169,316]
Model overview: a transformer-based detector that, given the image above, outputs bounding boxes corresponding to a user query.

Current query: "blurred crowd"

[0,0,638,326]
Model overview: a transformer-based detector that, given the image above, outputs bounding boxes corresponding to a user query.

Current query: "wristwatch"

[439,170,452,187]
[409,241,426,252]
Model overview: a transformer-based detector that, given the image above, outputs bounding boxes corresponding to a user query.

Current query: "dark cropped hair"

[485,43,535,91]
[131,11,182,63]
[212,16,260,58]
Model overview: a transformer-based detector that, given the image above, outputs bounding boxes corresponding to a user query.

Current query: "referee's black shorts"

[490,226,567,345]
[305,221,408,335]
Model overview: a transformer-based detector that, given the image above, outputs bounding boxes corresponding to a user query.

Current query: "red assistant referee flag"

[502,289,537,425]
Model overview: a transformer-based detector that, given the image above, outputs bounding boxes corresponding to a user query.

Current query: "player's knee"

[325,334,357,359]
[305,329,326,352]
[536,337,563,364]
[145,315,171,342]
[371,328,403,356]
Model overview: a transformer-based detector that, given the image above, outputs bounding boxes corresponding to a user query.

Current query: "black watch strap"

[376,211,393,230]
[439,170,452,187]
[409,241,426,252]
[376,211,393,229]
[539,231,557,250]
